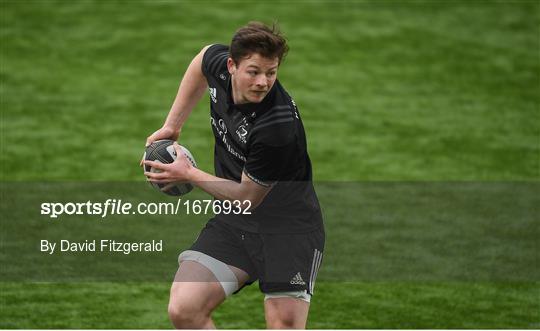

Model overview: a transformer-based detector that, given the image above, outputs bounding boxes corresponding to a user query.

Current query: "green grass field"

[1,0,539,329]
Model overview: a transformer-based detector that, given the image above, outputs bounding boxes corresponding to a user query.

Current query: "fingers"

[145,136,153,147]
[145,126,179,147]
[143,135,156,166]
[145,172,173,184]
[172,142,184,159]
[143,160,167,170]
[146,131,162,147]
[146,132,159,147]
[139,155,145,167]
[144,171,168,180]
[146,177,173,184]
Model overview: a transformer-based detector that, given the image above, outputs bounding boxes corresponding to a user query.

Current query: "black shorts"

[189,218,325,294]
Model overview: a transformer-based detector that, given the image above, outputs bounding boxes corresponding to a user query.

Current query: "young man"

[143,22,324,329]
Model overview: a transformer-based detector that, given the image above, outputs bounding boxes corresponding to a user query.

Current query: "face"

[227,53,279,104]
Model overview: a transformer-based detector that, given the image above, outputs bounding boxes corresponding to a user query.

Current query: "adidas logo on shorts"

[290,272,306,285]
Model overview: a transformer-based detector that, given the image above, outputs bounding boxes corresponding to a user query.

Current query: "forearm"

[187,167,246,201]
[187,167,269,209]
[144,143,271,208]
[163,47,210,131]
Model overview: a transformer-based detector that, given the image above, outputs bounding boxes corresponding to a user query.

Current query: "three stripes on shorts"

[309,248,323,294]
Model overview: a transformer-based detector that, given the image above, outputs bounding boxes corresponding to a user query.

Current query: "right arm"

[145,45,211,146]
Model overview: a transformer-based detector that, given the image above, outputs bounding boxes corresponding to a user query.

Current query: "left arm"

[144,143,271,210]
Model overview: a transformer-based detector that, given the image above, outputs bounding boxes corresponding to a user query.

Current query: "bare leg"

[264,297,310,329]
[168,260,249,329]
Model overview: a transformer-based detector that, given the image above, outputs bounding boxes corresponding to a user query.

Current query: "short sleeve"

[202,44,229,79]
[244,140,297,187]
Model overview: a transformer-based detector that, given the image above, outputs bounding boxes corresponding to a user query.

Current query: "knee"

[168,302,207,328]
[267,311,304,329]
[265,298,309,329]
[270,320,297,329]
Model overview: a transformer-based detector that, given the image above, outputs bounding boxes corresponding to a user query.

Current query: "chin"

[249,94,265,103]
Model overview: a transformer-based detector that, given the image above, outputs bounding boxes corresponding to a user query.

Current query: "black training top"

[201,44,323,234]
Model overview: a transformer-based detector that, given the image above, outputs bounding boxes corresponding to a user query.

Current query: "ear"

[227,58,236,75]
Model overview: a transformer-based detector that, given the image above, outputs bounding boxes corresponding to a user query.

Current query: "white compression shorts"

[264,290,311,303]
[178,250,239,297]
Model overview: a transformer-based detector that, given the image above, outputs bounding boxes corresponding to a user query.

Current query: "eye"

[247,71,257,76]
[266,71,276,78]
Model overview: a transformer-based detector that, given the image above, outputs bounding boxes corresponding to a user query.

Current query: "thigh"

[169,261,225,313]
[170,260,250,313]
[170,218,255,311]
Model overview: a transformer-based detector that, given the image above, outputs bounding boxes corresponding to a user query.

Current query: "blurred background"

[2,0,538,181]
[1,0,538,328]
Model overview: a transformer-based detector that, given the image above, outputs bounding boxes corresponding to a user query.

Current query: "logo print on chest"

[236,117,249,144]
[209,87,217,103]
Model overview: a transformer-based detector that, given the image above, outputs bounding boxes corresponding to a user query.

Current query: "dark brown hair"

[230,21,289,65]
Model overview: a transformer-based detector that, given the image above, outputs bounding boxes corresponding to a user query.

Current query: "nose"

[255,74,267,88]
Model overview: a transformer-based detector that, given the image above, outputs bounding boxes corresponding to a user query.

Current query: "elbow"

[239,190,269,212]
[244,197,263,211]
[236,172,272,212]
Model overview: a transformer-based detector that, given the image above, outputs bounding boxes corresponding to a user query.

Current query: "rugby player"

[143,22,324,329]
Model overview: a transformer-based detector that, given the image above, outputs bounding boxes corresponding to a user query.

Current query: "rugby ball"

[143,139,197,196]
